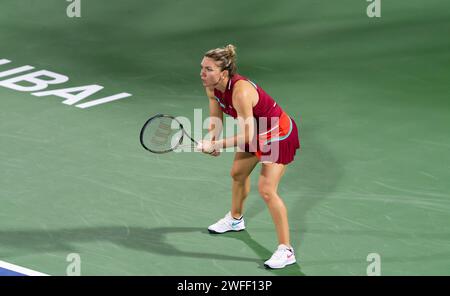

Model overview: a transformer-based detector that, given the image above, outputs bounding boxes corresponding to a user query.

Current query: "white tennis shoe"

[264,244,296,269]
[208,212,245,234]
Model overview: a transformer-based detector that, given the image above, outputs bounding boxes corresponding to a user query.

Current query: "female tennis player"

[198,44,300,269]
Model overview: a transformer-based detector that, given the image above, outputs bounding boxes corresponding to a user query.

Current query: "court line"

[0,260,49,276]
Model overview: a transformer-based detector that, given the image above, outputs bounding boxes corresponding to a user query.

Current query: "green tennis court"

[1,0,449,275]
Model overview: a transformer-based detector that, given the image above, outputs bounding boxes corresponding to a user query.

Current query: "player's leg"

[230,151,259,218]
[208,152,258,234]
[258,162,296,268]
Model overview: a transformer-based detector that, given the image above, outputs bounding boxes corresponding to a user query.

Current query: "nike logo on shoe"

[231,220,243,228]
[287,249,294,258]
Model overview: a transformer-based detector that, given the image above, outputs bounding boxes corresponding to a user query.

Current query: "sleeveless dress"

[213,74,300,164]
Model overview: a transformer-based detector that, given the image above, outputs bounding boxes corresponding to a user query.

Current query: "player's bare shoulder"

[232,80,258,107]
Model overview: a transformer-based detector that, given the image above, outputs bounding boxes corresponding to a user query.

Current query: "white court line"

[0,260,49,276]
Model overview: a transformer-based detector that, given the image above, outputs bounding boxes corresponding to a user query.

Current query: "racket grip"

[195,142,203,152]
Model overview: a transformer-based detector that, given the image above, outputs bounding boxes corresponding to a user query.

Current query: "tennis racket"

[140,114,199,153]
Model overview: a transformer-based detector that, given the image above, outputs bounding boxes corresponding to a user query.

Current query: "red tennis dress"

[213,74,300,164]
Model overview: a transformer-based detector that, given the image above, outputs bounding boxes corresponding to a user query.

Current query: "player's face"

[200,57,224,87]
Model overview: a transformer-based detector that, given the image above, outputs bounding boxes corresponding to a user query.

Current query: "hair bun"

[225,44,237,58]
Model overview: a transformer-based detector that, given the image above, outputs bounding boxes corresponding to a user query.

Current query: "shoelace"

[217,216,231,227]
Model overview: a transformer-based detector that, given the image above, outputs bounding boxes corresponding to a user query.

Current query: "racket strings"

[141,115,188,153]
[140,114,201,153]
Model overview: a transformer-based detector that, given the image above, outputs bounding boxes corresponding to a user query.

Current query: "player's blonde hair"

[204,44,237,77]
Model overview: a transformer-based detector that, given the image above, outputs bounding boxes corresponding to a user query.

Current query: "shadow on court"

[0,226,304,275]
[287,123,342,247]
[2,225,449,274]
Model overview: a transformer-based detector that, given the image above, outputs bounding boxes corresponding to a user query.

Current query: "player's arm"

[206,87,223,142]
[213,81,256,149]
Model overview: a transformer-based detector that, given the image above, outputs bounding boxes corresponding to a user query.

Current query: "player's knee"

[230,169,247,183]
[258,183,276,202]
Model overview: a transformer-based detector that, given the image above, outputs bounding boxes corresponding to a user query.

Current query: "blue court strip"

[0,267,27,276]
[0,261,48,276]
